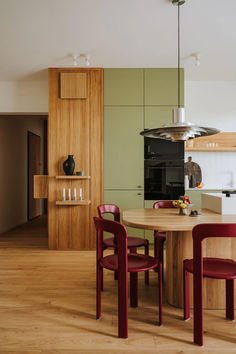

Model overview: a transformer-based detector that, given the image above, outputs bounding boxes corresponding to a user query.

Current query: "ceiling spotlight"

[72,54,79,66]
[71,53,91,67]
[191,53,201,66]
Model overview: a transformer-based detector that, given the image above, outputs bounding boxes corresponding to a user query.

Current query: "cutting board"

[184,156,202,184]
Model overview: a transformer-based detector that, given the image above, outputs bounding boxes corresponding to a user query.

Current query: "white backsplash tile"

[185,152,236,190]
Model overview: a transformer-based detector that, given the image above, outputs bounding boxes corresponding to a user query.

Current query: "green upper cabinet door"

[104,106,144,189]
[104,69,144,106]
[145,106,174,129]
[144,69,184,106]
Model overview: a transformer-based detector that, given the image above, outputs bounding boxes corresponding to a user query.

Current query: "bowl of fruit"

[172,196,192,215]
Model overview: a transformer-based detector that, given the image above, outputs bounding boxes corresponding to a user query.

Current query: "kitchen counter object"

[202,193,236,214]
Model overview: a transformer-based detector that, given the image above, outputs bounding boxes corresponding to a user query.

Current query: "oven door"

[144,160,184,200]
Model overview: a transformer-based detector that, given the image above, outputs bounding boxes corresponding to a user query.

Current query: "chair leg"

[193,270,204,346]
[145,241,149,285]
[130,272,138,308]
[158,262,163,326]
[155,236,165,283]
[226,279,234,321]
[183,265,190,320]
[160,239,165,283]
[114,248,118,280]
[118,267,128,338]
[101,248,104,291]
[97,263,102,320]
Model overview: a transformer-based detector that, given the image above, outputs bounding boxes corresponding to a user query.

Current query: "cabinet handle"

[137,185,143,188]
[137,193,142,195]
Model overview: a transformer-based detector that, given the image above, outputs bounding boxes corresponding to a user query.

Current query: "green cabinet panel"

[145,106,174,129]
[144,200,157,208]
[186,190,221,209]
[104,189,145,238]
[144,69,184,106]
[104,107,144,189]
[104,69,144,106]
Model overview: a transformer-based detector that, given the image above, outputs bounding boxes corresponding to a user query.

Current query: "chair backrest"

[94,217,128,274]
[192,223,236,336]
[192,223,236,262]
[97,204,120,222]
[153,201,175,209]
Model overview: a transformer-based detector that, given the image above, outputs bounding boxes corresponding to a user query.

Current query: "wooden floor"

[0,217,236,353]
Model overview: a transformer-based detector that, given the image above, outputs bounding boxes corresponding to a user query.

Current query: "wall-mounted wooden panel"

[60,72,87,99]
[34,175,48,199]
[48,68,103,250]
[185,132,236,151]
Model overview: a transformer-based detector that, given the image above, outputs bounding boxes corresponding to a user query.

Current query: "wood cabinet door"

[104,107,144,189]
[28,132,41,220]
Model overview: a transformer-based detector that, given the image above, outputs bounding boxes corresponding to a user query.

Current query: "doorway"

[28,131,41,220]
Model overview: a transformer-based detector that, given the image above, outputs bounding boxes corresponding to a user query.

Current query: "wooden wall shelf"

[56,200,91,206]
[185,147,236,152]
[185,132,236,152]
[55,176,91,179]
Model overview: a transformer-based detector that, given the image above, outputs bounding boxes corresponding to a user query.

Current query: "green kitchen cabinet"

[104,106,144,189]
[145,106,175,129]
[104,189,145,238]
[144,69,184,106]
[104,69,144,106]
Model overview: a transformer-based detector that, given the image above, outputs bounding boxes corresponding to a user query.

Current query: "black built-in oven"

[144,138,184,200]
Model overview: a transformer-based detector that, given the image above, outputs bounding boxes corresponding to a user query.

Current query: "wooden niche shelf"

[56,200,91,206]
[55,175,91,180]
[47,68,103,250]
[185,132,236,151]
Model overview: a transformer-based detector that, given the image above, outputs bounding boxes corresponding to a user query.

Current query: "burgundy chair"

[183,223,236,346]
[97,204,149,285]
[153,201,175,281]
[94,216,163,338]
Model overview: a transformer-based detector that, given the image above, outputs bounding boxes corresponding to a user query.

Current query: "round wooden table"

[123,208,236,309]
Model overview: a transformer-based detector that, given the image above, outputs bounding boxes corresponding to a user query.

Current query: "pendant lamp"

[140,0,219,141]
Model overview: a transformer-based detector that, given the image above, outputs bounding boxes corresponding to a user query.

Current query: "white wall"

[0,81,48,113]
[185,81,236,189]
[0,116,45,234]
[185,81,236,131]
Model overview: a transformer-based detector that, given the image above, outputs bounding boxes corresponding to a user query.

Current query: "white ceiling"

[0,0,236,81]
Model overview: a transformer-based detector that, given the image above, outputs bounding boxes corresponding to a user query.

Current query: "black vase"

[63,155,75,176]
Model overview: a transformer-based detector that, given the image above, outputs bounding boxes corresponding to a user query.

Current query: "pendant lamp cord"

[178,2,180,108]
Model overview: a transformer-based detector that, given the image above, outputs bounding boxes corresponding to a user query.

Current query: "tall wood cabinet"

[48,68,103,250]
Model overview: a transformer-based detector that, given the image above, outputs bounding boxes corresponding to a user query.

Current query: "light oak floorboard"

[0,217,235,353]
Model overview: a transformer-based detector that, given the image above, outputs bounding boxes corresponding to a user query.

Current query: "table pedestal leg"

[166,231,233,309]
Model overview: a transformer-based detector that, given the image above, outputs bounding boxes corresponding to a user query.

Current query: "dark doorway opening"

[27,131,41,220]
